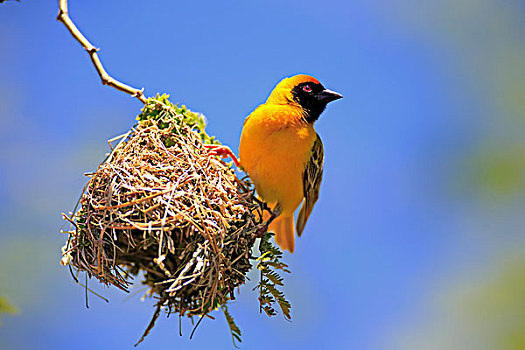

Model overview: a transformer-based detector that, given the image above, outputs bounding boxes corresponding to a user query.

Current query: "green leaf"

[255,231,292,320]
[221,304,242,348]
[164,137,176,147]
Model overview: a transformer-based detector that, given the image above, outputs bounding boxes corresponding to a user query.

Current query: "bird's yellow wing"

[296,134,324,236]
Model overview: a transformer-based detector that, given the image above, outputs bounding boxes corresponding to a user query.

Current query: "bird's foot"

[255,223,269,238]
[253,206,280,238]
[204,144,240,167]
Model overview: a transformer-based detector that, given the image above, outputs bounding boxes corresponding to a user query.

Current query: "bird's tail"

[296,199,313,237]
[270,215,295,253]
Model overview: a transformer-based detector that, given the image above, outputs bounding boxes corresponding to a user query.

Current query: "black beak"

[316,88,343,103]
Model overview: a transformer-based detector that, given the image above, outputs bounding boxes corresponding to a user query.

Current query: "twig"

[135,303,162,346]
[57,0,147,104]
[189,313,206,340]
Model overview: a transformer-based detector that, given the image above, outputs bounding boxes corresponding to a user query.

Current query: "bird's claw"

[204,144,240,167]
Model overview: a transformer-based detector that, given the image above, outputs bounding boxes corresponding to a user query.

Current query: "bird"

[207,75,341,252]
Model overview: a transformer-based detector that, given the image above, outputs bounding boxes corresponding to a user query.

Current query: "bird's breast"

[239,105,317,215]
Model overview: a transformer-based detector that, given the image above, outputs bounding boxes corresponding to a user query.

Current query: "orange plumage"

[237,74,342,253]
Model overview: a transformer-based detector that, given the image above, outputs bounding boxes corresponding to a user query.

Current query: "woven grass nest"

[61,95,291,346]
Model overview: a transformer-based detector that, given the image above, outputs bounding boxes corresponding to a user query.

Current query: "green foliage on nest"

[137,94,220,146]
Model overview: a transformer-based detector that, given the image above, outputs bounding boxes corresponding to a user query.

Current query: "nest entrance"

[61,96,290,346]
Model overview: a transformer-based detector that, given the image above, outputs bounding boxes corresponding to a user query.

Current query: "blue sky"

[2,1,525,349]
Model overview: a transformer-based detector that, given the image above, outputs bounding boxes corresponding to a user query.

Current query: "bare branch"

[57,0,147,104]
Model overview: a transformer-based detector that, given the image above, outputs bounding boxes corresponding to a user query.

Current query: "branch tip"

[57,0,147,104]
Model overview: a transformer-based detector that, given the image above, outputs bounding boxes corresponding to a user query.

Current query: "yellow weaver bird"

[208,75,341,253]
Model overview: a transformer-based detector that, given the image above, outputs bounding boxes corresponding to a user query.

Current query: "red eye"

[303,85,312,93]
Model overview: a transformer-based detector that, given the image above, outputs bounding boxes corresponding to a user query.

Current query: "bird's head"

[266,74,342,123]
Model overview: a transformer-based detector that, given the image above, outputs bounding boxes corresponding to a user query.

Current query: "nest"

[61,96,281,345]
